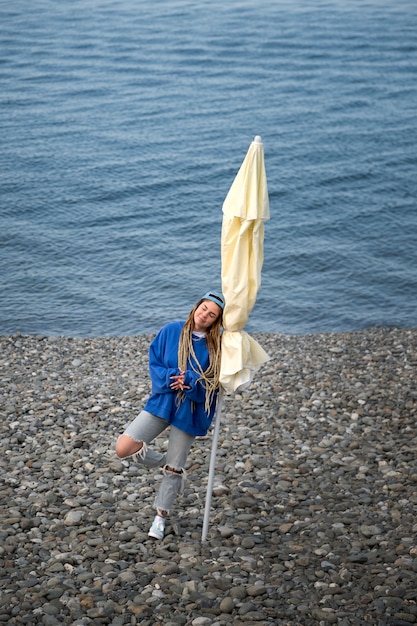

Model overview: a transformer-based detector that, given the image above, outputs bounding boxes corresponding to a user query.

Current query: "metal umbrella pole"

[201,387,224,542]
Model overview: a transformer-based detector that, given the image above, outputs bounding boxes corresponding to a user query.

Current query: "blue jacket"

[144,321,218,436]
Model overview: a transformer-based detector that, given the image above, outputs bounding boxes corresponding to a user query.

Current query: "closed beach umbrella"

[220,134,270,392]
[202,135,270,541]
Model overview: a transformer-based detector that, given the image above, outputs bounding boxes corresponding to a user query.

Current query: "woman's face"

[193,300,222,332]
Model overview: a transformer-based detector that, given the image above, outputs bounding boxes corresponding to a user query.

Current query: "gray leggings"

[122,410,195,514]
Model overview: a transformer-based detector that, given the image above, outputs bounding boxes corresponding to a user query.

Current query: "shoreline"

[2,323,416,339]
[1,327,417,624]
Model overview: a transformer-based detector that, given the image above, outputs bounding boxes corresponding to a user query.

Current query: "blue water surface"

[1,0,416,336]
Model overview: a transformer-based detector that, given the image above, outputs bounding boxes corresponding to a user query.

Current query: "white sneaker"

[148,515,165,540]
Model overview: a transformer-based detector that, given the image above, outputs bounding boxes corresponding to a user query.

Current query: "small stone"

[64,510,84,526]
[311,608,337,623]
[218,525,234,538]
[246,584,267,597]
[219,596,234,613]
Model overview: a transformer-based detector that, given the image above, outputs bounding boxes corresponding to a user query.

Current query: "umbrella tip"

[253,135,263,144]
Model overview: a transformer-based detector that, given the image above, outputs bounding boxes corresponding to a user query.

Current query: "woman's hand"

[170,370,191,391]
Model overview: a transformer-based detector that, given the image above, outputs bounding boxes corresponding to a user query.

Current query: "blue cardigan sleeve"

[182,369,207,403]
[148,325,180,394]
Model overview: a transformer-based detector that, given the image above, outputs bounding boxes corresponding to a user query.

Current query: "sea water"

[1,0,416,336]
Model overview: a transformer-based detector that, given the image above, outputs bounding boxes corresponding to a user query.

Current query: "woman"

[115,290,224,540]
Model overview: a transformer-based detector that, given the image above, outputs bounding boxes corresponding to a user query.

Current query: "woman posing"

[115,290,224,539]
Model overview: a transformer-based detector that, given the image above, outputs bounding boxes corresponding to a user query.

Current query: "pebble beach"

[1,327,417,626]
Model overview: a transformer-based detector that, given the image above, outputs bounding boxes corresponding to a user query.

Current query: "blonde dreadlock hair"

[177,298,223,413]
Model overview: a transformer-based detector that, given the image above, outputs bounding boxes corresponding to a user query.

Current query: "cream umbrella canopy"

[202,135,270,541]
[220,134,270,391]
